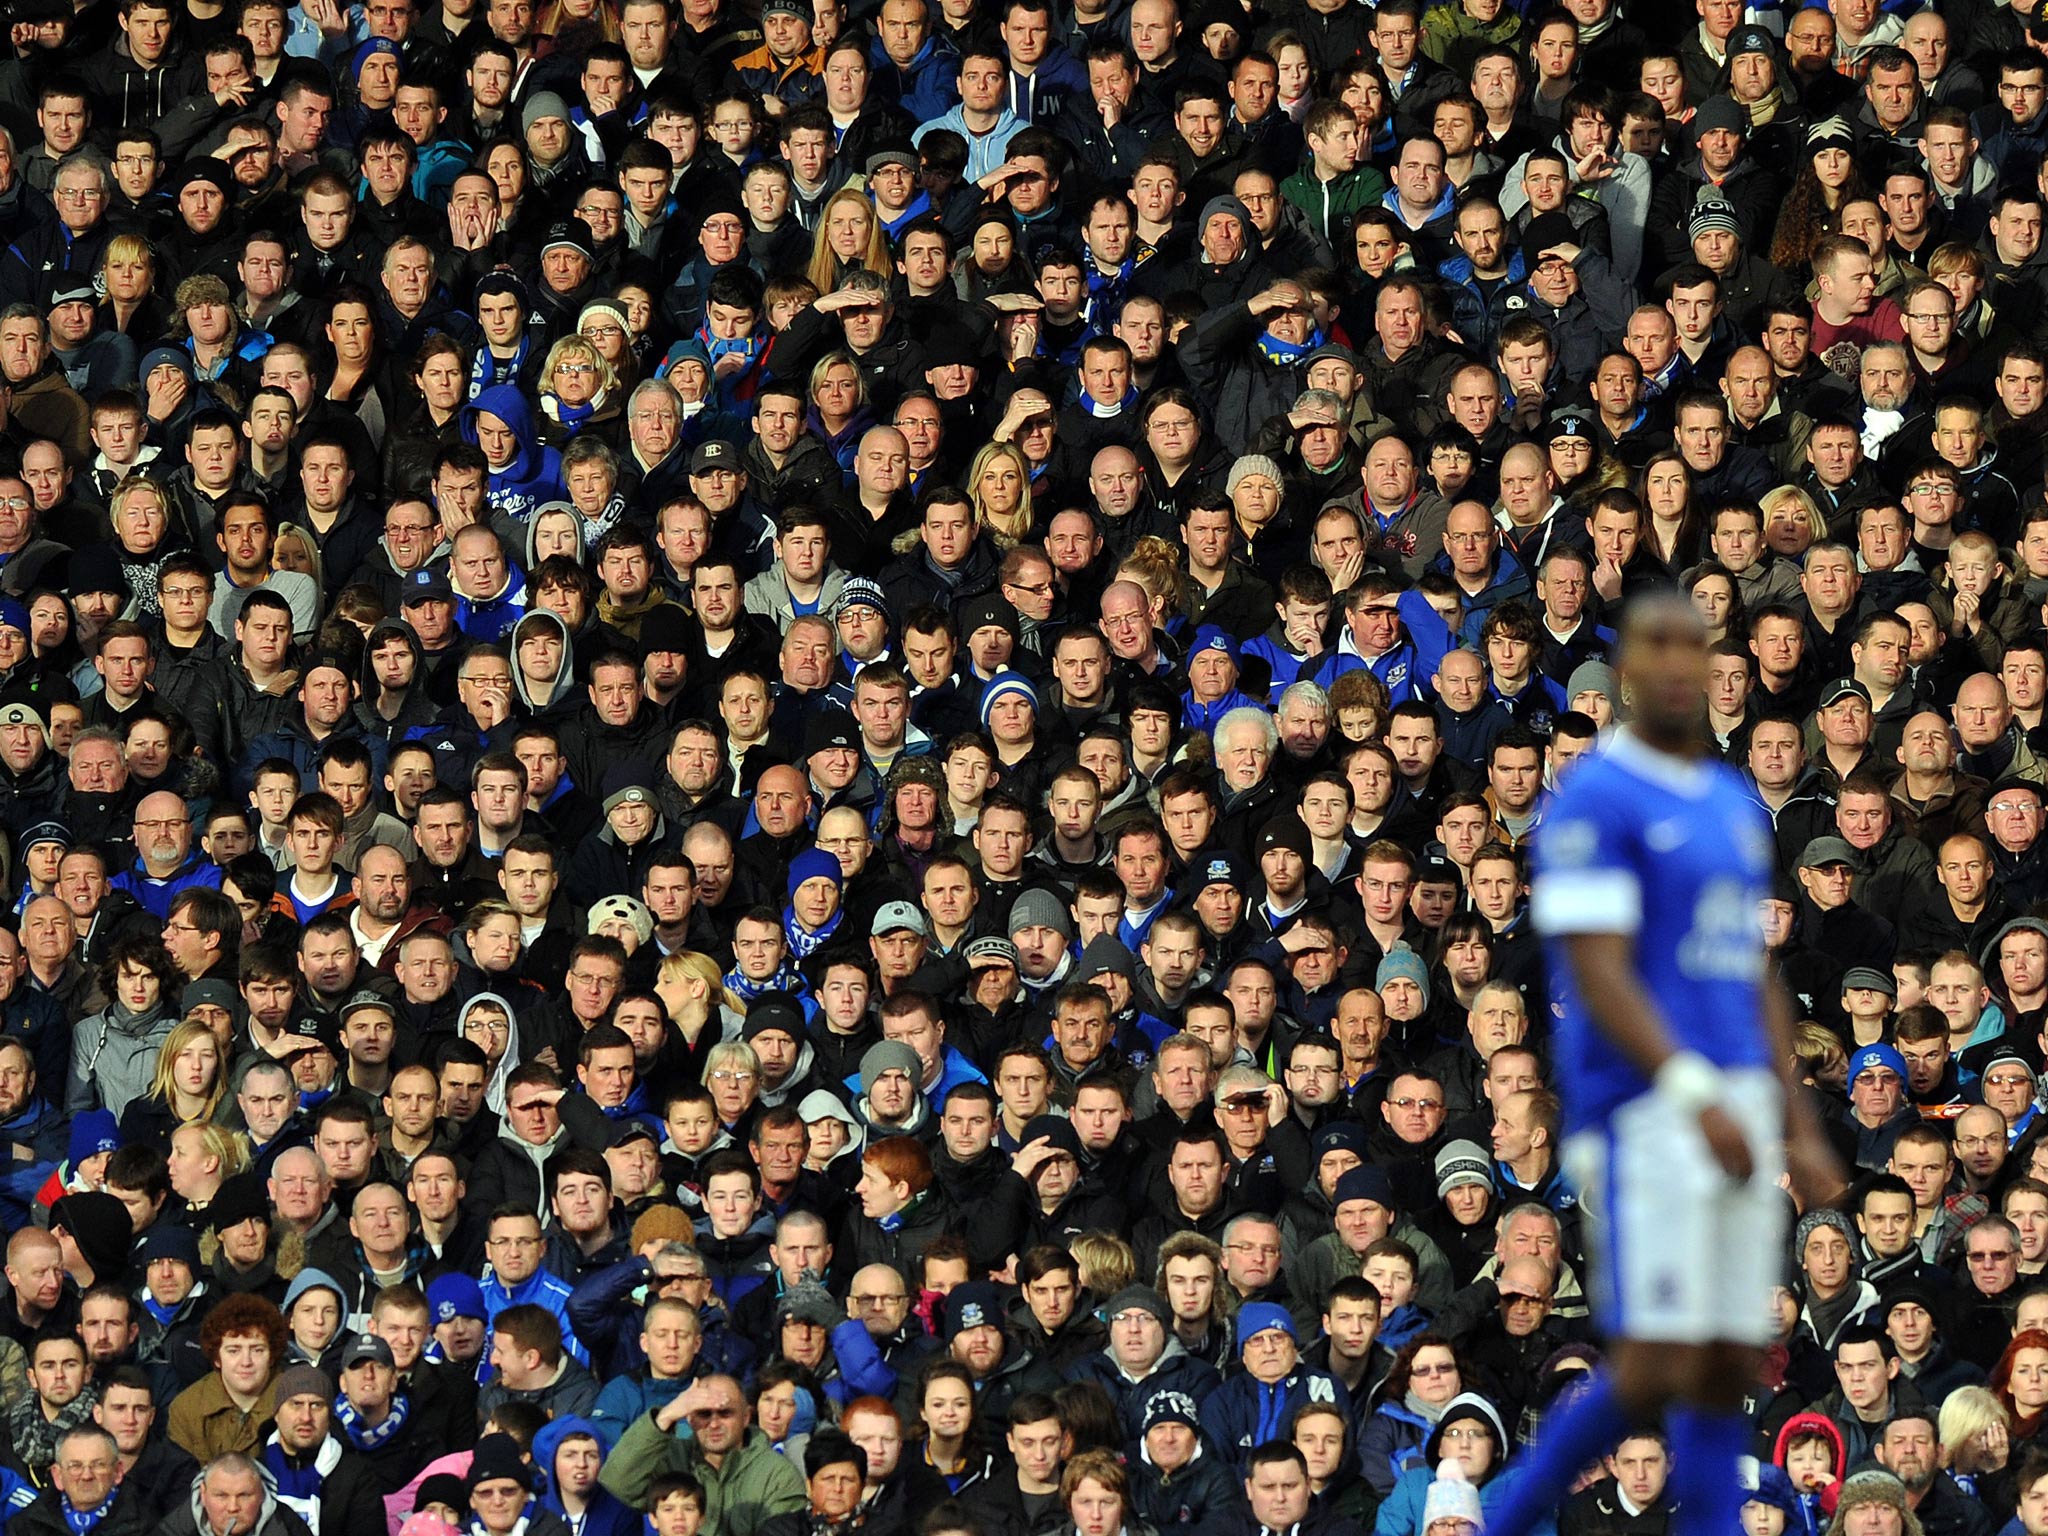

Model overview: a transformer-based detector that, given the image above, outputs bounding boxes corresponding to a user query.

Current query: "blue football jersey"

[1530,731,1776,1133]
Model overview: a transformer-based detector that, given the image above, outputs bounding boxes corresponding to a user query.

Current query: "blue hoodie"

[533,1416,643,1536]
[461,384,565,526]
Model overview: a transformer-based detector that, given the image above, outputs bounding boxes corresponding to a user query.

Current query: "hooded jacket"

[510,608,578,715]
[1372,1396,1551,1536]
[355,618,438,743]
[461,384,566,525]
[155,1461,311,1536]
[66,994,174,1120]
[534,1416,642,1536]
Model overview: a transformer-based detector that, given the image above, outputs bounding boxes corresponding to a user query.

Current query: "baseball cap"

[402,568,454,605]
[690,440,740,475]
[1798,836,1863,871]
[341,1334,396,1369]
[871,900,929,938]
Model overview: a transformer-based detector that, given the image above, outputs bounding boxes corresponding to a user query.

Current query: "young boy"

[1739,1460,1804,1536]
[87,390,159,503]
[1360,1238,1429,1352]
[661,1085,727,1210]
[283,793,353,922]
[1244,566,1334,693]
[1772,1415,1845,1536]
[250,759,301,868]
[648,1474,707,1536]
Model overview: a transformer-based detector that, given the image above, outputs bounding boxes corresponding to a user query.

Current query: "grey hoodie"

[162,1466,311,1536]
[461,992,524,1114]
[510,607,577,712]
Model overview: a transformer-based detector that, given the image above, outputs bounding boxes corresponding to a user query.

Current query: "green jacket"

[599,1413,807,1536]
[1288,1220,1456,1326]
[1280,164,1390,251]
[1419,2,1522,73]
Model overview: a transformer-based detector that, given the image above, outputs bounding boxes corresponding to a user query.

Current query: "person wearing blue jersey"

[1489,593,1845,1536]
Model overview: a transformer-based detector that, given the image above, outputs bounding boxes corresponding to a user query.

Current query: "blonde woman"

[121,1017,228,1151]
[169,1122,250,1216]
[538,332,622,441]
[99,233,167,338]
[968,441,1033,546]
[270,525,326,637]
[655,951,745,1053]
[1940,1385,2010,1495]
[1070,1232,1136,1298]
[1118,535,1190,627]
[806,188,892,292]
[1759,485,1826,560]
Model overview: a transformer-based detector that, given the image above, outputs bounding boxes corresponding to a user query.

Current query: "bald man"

[1,1228,68,1345]
[110,789,225,918]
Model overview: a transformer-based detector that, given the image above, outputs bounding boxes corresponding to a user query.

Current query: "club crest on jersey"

[1678,877,1765,981]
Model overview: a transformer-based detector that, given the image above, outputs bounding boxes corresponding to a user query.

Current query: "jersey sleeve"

[1531,776,1644,937]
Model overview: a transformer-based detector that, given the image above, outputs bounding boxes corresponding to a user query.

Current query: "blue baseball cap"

[1848,1043,1906,1086]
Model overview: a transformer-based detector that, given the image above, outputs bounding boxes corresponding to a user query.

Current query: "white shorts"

[1562,1067,1787,1347]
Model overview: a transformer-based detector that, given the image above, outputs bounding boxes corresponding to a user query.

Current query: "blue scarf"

[782,903,842,960]
[1083,385,1140,418]
[332,1389,412,1452]
[1255,323,1324,367]
[141,1295,178,1329]
[1085,257,1135,326]
[696,322,764,374]
[60,1494,114,1534]
[725,958,807,1003]
[548,395,596,428]
[261,1440,329,1509]
[469,333,533,401]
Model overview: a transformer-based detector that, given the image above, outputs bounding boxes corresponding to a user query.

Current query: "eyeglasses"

[1970,1248,2017,1262]
[0,497,31,512]
[1389,1096,1445,1112]
[710,1069,758,1084]
[554,361,596,375]
[852,1292,907,1308]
